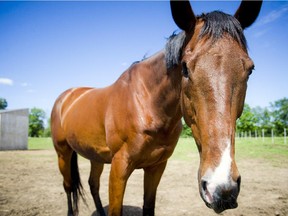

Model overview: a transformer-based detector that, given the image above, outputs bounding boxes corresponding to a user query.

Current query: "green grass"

[235,137,288,164]
[28,137,54,150]
[170,138,197,160]
[28,137,288,165]
[170,137,288,166]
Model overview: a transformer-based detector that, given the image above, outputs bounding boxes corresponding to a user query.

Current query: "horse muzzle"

[200,176,241,213]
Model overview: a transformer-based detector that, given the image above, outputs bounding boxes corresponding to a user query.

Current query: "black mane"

[165,11,247,69]
[165,31,186,69]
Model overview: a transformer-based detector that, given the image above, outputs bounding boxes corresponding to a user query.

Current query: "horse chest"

[130,132,178,168]
[151,141,175,158]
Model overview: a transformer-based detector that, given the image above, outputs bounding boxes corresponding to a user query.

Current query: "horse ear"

[234,0,263,29]
[170,0,196,32]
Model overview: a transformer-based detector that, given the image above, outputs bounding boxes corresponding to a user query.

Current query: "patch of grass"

[170,138,198,161]
[171,137,288,166]
[28,137,54,150]
[28,137,288,166]
[235,138,288,164]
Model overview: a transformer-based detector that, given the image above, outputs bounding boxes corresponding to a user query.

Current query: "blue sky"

[0,1,287,117]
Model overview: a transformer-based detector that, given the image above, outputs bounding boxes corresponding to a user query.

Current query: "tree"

[270,97,288,135]
[29,108,46,137]
[0,98,8,110]
[252,106,273,135]
[236,104,257,133]
[43,118,51,137]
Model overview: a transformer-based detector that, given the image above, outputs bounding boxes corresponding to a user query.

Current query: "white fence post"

[262,129,265,143]
[271,129,274,144]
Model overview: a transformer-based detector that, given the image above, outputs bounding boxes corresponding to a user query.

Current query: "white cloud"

[21,82,29,87]
[253,29,268,38]
[121,62,128,67]
[0,78,14,86]
[257,6,288,26]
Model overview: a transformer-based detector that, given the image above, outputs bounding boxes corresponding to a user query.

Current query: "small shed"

[0,109,29,150]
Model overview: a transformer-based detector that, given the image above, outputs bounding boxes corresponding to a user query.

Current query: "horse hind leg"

[55,142,84,216]
[89,161,106,216]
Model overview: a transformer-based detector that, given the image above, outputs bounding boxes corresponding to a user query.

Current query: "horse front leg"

[143,161,167,216]
[108,152,134,216]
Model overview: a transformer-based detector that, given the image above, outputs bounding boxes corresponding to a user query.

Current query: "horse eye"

[182,62,189,78]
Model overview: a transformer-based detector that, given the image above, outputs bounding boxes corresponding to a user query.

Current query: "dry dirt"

[0,149,287,216]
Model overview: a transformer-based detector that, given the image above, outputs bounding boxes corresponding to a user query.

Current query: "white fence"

[237,128,287,144]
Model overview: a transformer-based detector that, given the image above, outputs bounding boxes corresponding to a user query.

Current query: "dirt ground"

[0,149,287,216]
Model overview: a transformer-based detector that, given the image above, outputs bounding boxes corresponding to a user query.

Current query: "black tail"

[71,151,86,214]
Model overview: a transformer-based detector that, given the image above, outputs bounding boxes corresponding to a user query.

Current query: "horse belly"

[66,133,112,163]
[61,95,112,163]
[64,112,111,163]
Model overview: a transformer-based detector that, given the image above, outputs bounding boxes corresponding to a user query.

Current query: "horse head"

[170,0,262,213]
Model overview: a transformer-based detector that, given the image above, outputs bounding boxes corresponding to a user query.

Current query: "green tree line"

[181,97,288,137]
[237,97,288,136]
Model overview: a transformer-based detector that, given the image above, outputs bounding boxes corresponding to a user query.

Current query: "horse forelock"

[198,11,247,50]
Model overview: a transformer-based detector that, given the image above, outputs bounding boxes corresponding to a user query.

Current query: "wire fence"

[236,128,287,144]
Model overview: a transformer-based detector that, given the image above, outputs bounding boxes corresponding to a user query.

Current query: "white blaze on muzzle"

[202,143,233,204]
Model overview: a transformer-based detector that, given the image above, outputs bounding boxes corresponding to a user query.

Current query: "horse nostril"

[237,176,241,192]
[201,180,208,191]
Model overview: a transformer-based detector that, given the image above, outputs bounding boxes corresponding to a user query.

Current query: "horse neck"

[134,51,183,119]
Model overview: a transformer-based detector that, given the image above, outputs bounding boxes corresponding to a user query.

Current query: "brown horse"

[51,1,262,215]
